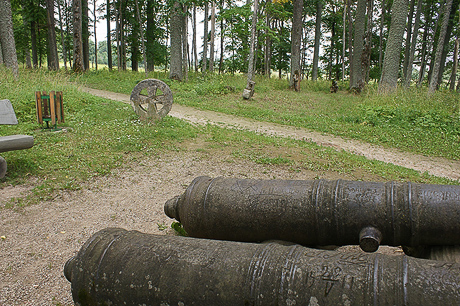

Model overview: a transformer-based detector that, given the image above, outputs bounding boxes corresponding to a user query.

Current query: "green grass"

[0,67,197,205]
[0,68,457,207]
[76,69,460,160]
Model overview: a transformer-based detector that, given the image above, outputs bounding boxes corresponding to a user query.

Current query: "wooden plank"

[42,91,49,119]
[55,92,61,123]
[59,91,64,123]
[50,91,56,125]
[35,91,43,124]
[56,91,64,123]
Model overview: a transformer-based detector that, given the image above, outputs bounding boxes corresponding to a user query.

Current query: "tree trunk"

[30,20,38,68]
[82,0,89,70]
[350,0,367,90]
[247,0,258,85]
[169,1,183,80]
[402,0,416,84]
[21,5,32,69]
[72,0,84,72]
[363,0,373,83]
[46,0,59,70]
[0,40,3,64]
[417,3,434,87]
[405,0,422,87]
[115,2,120,69]
[146,0,155,71]
[426,0,444,84]
[219,0,224,74]
[107,0,112,70]
[342,0,347,81]
[131,30,139,72]
[192,4,198,72]
[328,7,335,80]
[202,2,208,72]
[135,0,147,76]
[182,5,189,81]
[378,0,385,71]
[379,0,409,93]
[93,0,97,70]
[209,1,216,72]
[435,0,460,88]
[57,0,67,69]
[0,0,19,79]
[264,0,271,78]
[449,38,458,91]
[290,0,302,88]
[312,0,322,81]
[120,5,126,71]
[347,0,353,81]
[429,0,453,93]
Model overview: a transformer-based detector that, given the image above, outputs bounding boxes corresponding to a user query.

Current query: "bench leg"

[0,156,6,179]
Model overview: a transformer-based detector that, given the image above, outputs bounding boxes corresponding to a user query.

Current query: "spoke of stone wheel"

[155,95,168,104]
[138,95,152,104]
[148,87,157,99]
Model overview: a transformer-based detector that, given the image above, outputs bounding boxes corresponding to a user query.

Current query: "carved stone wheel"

[130,79,173,121]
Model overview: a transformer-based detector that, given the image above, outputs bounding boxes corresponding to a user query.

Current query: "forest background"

[1,0,460,93]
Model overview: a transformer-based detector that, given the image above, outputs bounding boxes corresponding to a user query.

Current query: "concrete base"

[0,135,34,153]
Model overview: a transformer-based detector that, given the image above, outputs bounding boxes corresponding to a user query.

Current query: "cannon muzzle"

[165,176,460,252]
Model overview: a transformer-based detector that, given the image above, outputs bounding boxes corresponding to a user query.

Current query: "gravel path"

[79,86,460,182]
[1,150,373,305]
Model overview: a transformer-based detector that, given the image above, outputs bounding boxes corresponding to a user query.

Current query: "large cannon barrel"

[65,228,460,305]
[165,176,460,252]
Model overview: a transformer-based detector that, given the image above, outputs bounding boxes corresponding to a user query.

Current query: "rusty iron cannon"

[165,176,460,252]
[65,228,460,305]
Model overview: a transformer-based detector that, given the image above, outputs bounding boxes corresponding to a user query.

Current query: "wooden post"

[50,91,56,126]
[56,91,63,123]
[35,91,43,124]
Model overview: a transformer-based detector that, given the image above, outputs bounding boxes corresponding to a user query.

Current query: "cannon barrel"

[65,228,460,305]
[165,176,460,252]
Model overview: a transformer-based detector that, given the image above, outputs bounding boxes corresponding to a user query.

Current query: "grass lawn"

[0,67,457,207]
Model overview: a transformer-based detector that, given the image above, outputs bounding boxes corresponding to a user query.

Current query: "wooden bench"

[0,99,34,178]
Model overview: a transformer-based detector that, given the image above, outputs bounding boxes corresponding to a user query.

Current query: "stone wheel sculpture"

[130,79,173,121]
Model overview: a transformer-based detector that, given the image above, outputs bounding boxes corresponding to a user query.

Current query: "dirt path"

[80,86,460,181]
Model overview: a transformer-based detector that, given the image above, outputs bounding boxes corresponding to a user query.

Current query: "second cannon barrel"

[165,176,460,251]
